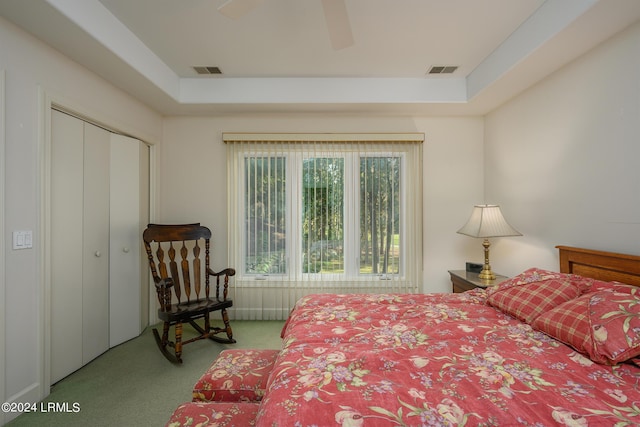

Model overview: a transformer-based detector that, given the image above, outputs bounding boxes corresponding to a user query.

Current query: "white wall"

[484,21,640,277]
[161,115,484,296]
[0,16,162,421]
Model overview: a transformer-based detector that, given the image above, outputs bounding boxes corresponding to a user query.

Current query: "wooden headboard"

[557,246,640,287]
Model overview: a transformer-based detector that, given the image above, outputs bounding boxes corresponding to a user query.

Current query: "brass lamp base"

[478,238,496,282]
[478,267,496,282]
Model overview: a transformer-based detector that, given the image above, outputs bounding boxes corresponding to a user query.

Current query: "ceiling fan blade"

[218,0,263,20]
[321,0,354,50]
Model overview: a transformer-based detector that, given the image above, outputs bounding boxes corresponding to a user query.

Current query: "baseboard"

[3,381,43,424]
[229,307,290,321]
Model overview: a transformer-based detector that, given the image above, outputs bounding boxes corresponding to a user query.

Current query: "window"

[226,134,423,307]
[244,155,287,275]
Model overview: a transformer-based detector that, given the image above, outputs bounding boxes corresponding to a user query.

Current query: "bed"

[254,246,640,426]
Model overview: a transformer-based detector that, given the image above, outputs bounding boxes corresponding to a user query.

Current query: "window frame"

[225,133,423,297]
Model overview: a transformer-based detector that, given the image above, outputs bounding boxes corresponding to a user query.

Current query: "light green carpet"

[6,320,285,427]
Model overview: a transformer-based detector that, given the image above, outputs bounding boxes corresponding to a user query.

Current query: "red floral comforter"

[256,291,640,426]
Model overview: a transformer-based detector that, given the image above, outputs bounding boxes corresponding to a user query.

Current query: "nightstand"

[449,270,509,293]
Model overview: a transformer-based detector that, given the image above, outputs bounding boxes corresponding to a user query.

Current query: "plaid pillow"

[533,290,640,365]
[531,294,591,354]
[486,268,582,324]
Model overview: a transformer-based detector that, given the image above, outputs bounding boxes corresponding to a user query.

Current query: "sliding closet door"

[51,112,110,382]
[50,110,84,383]
[109,134,142,347]
[82,122,110,363]
[50,110,148,382]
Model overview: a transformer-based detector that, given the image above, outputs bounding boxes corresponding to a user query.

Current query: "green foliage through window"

[360,156,400,274]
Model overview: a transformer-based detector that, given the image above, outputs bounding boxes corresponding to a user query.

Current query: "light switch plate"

[13,230,33,250]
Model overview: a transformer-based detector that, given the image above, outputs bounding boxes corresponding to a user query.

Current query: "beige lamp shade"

[457,204,521,282]
[457,205,522,238]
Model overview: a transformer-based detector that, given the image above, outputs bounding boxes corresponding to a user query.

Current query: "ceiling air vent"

[193,66,223,75]
[428,66,458,75]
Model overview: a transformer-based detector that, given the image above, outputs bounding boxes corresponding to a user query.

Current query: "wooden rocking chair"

[143,223,236,363]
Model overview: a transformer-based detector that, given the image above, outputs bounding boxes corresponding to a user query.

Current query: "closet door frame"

[38,89,156,398]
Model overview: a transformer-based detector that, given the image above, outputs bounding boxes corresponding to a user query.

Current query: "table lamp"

[457,204,521,282]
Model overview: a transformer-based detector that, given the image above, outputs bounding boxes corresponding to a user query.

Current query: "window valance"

[222,132,424,143]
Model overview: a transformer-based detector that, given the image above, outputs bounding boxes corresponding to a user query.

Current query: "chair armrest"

[154,277,174,290]
[207,268,235,301]
[154,278,174,311]
[207,268,236,277]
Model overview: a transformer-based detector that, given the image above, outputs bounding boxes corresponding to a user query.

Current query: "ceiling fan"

[217,0,354,50]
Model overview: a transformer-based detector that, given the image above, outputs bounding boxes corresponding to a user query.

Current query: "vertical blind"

[225,133,424,320]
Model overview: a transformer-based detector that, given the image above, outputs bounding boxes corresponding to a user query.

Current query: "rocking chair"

[143,223,236,363]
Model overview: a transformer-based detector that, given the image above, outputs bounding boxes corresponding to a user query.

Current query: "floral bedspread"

[255,291,640,426]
